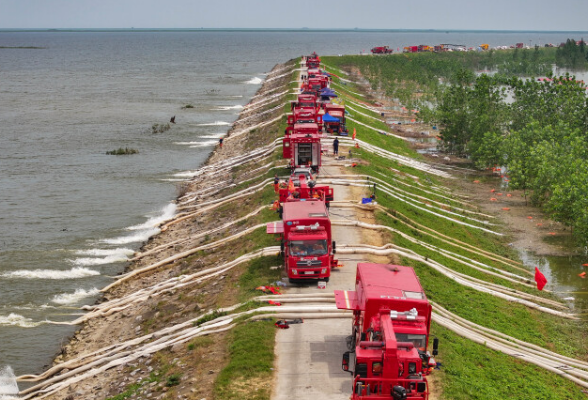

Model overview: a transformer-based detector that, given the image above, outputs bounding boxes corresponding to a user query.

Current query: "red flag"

[352,128,356,140]
[534,267,547,291]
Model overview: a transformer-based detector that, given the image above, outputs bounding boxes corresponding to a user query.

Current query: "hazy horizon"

[1,0,587,31]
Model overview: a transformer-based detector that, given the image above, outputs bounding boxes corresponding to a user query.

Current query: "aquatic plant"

[106,147,139,155]
[151,123,171,134]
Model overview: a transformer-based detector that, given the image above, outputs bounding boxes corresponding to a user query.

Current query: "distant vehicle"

[323,103,348,135]
[371,46,393,54]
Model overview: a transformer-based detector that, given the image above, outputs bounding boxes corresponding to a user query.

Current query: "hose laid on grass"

[178,177,273,211]
[18,304,347,399]
[328,179,500,235]
[20,288,585,398]
[226,115,283,140]
[241,90,289,113]
[70,247,280,324]
[335,136,453,179]
[346,115,409,142]
[324,173,478,211]
[178,138,282,203]
[334,244,574,319]
[234,103,284,126]
[321,176,492,219]
[432,303,588,388]
[333,201,525,276]
[331,220,533,288]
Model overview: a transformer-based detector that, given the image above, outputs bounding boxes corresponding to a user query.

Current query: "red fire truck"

[371,46,393,54]
[287,108,323,126]
[336,263,438,399]
[323,103,348,135]
[306,52,321,69]
[267,200,337,282]
[290,94,319,113]
[283,123,322,172]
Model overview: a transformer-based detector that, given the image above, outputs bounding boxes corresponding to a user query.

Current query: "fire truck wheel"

[323,277,329,282]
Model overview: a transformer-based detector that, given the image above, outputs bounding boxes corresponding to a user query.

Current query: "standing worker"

[273,174,280,193]
[333,137,339,156]
[219,138,223,149]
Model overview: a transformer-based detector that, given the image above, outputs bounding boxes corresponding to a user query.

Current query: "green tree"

[434,69,474,155]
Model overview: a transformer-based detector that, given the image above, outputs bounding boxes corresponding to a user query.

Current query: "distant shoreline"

[2,28,588,34]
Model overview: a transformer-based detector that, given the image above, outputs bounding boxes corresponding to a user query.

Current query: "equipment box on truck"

[283,123,322,172]
[335,263,432,348]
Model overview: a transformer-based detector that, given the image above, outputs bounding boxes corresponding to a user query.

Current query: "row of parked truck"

[267,53,438,400]
[268,53,339,283]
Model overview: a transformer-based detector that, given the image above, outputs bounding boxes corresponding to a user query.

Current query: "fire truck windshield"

[395,333,426,350]
[289,240,328,256]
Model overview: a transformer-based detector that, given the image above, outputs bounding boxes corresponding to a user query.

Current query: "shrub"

[106,147,139,155]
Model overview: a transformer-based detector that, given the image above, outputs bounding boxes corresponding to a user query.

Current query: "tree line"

[423,71,588,241]
[325,43,588,242]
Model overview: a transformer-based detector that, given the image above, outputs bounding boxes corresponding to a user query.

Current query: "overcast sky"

[1,0,587,31]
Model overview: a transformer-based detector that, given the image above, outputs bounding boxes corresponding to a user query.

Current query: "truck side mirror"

[432,338,439,356]
[332,241,336,254]
[342,351,352,373]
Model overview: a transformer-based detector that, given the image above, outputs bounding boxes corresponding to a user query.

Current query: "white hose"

[334,244,574,319]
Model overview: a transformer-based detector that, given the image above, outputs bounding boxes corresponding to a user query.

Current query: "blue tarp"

[322,113,340,123]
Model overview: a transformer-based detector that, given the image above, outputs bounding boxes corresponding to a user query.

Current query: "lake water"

[0,29,586,386]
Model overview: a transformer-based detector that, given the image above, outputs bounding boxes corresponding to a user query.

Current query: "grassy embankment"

[322,54,588,400]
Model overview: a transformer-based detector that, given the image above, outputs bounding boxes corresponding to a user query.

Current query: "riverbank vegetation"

[322,57,588,399]
[424,69,588,241]
[556,39,588,69]
[325,44,588,244]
